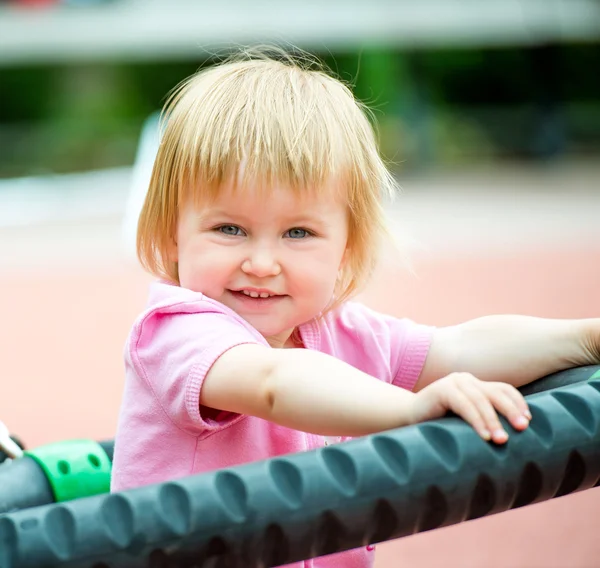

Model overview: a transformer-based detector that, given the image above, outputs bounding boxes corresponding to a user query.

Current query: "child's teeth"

[241,290,272,298]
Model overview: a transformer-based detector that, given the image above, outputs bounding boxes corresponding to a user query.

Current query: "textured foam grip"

[1,366,596,519]
[2,379,600,568]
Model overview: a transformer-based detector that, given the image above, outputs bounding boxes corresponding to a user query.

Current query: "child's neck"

[267,329,304,349]
[285,331,304,349]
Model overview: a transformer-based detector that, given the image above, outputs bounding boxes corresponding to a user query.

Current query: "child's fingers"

[459,383,508,444]
[445,387,499,442]
[497,383,532,421]
[423,374,530,445]
[486,386,531,432]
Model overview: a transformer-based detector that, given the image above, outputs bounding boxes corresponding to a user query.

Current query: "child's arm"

[202,344,530,444]
[415,316,600,391]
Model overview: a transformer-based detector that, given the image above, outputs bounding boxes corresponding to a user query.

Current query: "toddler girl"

[112,48,599,568]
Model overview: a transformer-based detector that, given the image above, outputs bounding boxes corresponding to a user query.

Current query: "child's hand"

[412,373,532,444]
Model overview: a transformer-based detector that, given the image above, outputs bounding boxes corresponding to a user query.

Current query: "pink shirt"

[112,282,433,567]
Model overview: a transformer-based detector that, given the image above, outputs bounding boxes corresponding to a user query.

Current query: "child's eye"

[285,228,311,239]
[217,225,245,236]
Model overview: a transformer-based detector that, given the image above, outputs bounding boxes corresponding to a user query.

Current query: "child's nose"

[241,247,281,277]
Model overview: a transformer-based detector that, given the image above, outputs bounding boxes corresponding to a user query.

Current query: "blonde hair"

[137,47,397,310]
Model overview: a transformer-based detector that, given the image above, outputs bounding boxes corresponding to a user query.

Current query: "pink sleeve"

[323,302,434,392]
[387,317,433,391]
[128,304,265,435]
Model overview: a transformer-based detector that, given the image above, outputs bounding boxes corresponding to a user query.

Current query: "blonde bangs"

[164,60,382,198]
[137,50,397,301]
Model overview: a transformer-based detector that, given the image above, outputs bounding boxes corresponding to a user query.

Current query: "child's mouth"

[229,290,286,304]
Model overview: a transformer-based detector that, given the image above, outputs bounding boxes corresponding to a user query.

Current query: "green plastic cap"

[25,439,112,502]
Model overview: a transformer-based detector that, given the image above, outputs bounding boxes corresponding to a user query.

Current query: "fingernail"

[525,410,532,420]
[481,429,491,441]
[515,416,529,428]
[493,429,508,442]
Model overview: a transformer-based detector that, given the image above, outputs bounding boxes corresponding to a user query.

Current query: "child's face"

[174,178,349,347]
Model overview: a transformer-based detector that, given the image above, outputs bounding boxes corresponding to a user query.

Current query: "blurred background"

[1,0,599,566]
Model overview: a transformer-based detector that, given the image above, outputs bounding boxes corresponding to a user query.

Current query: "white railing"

[1,0,599,66]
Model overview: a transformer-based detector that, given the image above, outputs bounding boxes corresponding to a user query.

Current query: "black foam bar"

[2,378,600,568]
[98,440,115,463]
[0,440,114,515]
[1,366,597,519]
[0,457,54,515]
[519,364,600,396]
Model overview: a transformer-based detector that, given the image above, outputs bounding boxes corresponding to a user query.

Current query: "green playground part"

[24,439,112,503]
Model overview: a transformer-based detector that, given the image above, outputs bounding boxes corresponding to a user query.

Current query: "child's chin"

[250,321,295,343]
[255,324,288,338]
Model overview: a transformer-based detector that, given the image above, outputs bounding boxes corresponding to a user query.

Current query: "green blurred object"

[25,439,112,503]
[0,44,599,177]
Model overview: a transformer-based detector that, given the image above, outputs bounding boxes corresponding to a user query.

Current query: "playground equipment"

[0,365,599,567]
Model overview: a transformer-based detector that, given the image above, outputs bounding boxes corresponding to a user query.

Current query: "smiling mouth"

[230,289,285,300]
[241,290,275,298]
